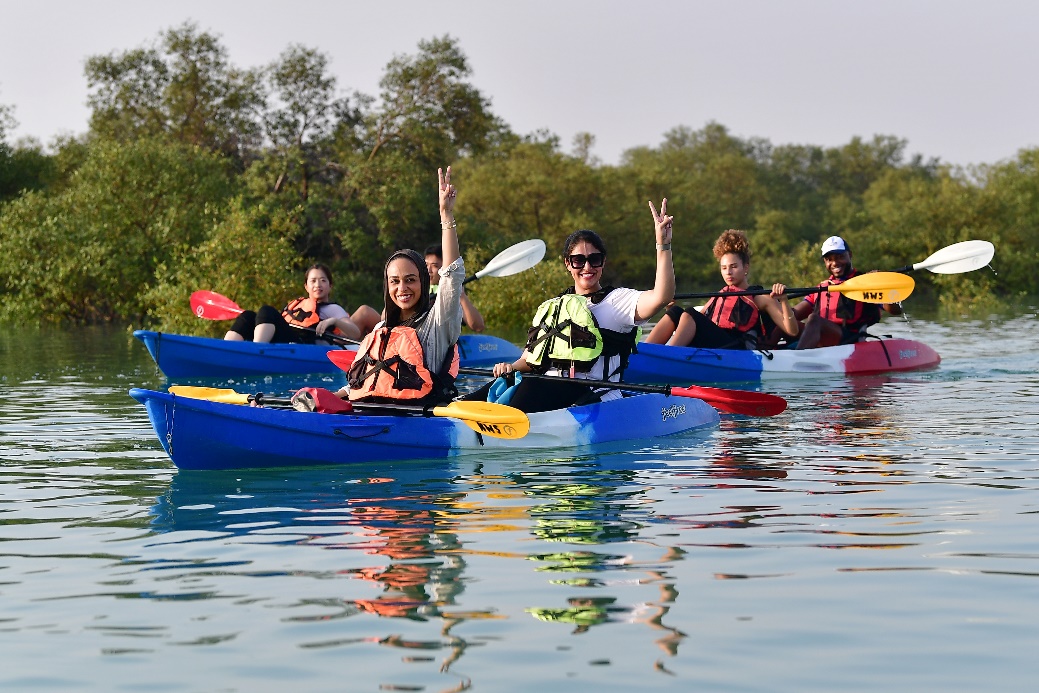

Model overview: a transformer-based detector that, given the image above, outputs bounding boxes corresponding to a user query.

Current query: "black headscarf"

[383,248,431,328]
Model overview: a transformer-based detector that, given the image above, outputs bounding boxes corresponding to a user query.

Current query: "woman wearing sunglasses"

[468,200,675,413]
[643,228,798,349]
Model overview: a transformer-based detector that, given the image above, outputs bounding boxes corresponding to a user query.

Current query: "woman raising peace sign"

[463,199,676,413]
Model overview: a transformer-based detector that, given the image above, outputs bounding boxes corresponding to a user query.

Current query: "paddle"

[463,239,547,285]
[674,271,914,304]
[327,351,784,417]
[189,290,361,346]
[457,367,787,417]
[167,385,530,440]
[889,240,994,274]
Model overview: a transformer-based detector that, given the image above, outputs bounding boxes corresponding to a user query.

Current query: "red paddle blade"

[327,350,357,370]
[190,290,244,320]
[671,384,787,417]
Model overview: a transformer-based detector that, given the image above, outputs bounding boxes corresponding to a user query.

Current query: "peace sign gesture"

[648,198,673,247]
[439,166,457,216]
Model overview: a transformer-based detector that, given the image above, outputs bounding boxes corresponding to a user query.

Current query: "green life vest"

[524,287,638,377]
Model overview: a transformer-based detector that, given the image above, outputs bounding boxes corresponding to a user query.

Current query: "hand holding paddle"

[676,271,915,304]
[327,350,785,417]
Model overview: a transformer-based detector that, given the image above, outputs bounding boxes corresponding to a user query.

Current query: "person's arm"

[635,198,676,321]
[759,284,799,337]
[882,302,903,316]
[439,166,460,269]
[314,305,361,341]
[315,316,361,341]
[493,355,530,377]
[793,298,814,321]
[460,291,485,332]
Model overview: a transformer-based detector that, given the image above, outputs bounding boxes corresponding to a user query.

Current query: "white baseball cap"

[820,236,849,256]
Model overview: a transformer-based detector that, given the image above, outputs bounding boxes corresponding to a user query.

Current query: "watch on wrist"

[656,243,671,251]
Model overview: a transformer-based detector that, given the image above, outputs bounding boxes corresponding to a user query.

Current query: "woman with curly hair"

[644,229,798,349]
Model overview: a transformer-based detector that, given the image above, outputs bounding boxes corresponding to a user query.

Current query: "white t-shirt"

[317,303,350,320]
[525,287,646,401]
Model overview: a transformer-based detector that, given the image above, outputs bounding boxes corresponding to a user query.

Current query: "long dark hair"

[382,249,431,328]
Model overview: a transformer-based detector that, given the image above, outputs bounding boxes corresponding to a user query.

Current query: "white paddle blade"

[914,240,994,274]
[474,239,547,279]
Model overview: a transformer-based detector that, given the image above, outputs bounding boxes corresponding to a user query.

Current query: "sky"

[2,0,1037,167]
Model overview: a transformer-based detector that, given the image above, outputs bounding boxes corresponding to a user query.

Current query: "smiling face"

[386,256,423,318]
[719,252,749,288]
[565,240,605,294]
[305,268,332,302]
[823,251,853,279]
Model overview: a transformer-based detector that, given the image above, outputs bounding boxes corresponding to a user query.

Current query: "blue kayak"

[133,329,522,378]
[129,388,719,470]
[625,338,941,385]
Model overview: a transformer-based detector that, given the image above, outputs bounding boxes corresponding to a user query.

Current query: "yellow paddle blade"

[168,385,251,404]
[831,272,915,304]
[433,401,530,439]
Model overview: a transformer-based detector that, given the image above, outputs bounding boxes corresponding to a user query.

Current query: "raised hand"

[648,198,673,247]
[439,166,457,216]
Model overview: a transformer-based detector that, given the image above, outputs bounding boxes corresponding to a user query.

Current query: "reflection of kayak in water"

[130,388,719,470]
[133,329,522,378]
[625,338,941,385]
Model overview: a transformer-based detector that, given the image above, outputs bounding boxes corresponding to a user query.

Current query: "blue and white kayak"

[133,329,522,378]
[625,338,941,385]
[129,388,719,470]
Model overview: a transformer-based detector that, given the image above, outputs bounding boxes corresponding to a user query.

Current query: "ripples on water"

[1,317,1038,691]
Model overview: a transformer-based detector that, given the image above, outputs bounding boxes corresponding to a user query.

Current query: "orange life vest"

[704,287,760,333]
[282,297,325,329]
[347,325,460,404]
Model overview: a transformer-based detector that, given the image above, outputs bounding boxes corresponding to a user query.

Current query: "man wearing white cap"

[791,235,902,349]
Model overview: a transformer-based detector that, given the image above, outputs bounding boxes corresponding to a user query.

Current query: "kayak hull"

[625,338,941,385]
[129,388,719,470]
[133,330,522,378]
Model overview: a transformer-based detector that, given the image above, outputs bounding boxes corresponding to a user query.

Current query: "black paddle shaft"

[457,367,673,396]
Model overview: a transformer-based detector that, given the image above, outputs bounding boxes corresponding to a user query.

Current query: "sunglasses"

[566,252,605,269]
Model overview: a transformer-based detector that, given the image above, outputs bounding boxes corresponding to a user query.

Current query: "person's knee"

[256,305,281,324]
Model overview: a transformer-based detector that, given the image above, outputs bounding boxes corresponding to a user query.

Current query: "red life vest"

[704,287,760,333]
[815,270,880,333]
[347,325,460,403]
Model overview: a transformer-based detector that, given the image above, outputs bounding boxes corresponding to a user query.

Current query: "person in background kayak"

[338,167,465,406]
[425,243,485,332]
[791,235,903,349]
[643,229,798,349]
[467,199,675,413]
[223,264,381,344]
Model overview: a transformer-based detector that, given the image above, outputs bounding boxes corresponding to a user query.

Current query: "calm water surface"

[2,311,1038,692]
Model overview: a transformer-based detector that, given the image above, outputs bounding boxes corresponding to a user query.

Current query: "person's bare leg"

[795,301,840,349]
[644,314,678,344]
[254,323,276,343]
[350,305,381,337]
[223,331,244,341]
[666,312,698,346]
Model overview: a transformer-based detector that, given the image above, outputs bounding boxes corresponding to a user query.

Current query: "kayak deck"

[134,330,522,378]
[130,388,719,470]
[625,338,940,385]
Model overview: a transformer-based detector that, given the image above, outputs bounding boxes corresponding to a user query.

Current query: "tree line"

[1,23,1034,334]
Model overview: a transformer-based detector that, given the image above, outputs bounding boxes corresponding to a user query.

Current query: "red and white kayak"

[624,338,941,385]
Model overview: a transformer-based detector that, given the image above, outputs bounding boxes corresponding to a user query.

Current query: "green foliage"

[0,104,57,202]
[4,31,1038,333]
[0,137,234,323]
[85,22,264,166]
[143,199,302,335]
